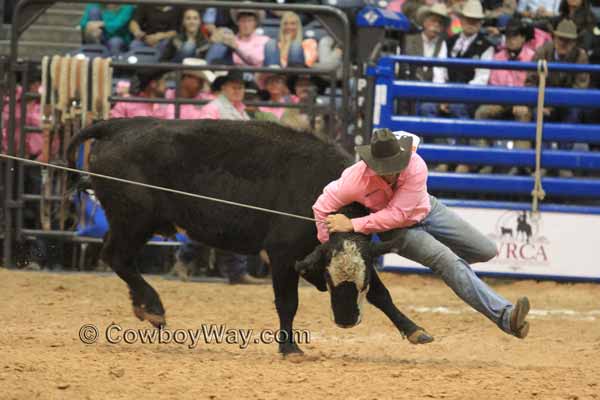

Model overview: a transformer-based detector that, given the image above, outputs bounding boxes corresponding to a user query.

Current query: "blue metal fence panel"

[428,173,600,197]
[419,145,600,170]
[382,80,600,108]
[387,116,600,144]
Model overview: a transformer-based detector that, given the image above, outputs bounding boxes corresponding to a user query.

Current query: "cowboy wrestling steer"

[67,118,432,355]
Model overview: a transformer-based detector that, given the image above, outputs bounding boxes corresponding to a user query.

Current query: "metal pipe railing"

[7,0,352,268]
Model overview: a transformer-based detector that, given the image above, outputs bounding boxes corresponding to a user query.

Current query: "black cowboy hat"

[504,18,534,42]
[286,61,329,96]
[355,128,413,175]
[134,67,170,92]
[210,69,245,92]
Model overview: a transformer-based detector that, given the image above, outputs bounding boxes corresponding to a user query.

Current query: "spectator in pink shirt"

[110,69,171,119]
[315,128,532,340]
[475,18,536,174]
[166,58,215,119]
[205,8,269,66]
[2,81,43,159]
[256,66,295,120]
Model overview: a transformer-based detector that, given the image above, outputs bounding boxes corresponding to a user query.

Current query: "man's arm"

[312,163,363,243]
[351,154,430,235]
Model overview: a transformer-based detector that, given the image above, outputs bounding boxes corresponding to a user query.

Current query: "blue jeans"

[380,196,516,336]
[86,6,126,56]
[171,41,200,63]
[130,38,170,59]
[206,43,234,65]
[263,39,305,66]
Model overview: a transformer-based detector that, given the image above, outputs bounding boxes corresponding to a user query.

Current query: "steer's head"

[295,203,398,328]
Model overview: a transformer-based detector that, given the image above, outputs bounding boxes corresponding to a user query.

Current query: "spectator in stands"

[205,8,270,66]
[166,58,215,119]
[311,35,344,79]
[447,0,467,36]
[257,67,294,120]
[557,0,597,49]
[190,70,266,284]
[474,17,537,174]
[129,5,181,59]
[281,72,328,137]
[402,3,450,85]
[517,0,561,20]
[482,0,517,27]
[80,3,135,56]
[420,1,493,122]
[402,0,430,23]
[431,0,495,173]
[263,11,318,67]
[2,66,43,159]
[110,68,171,118]
[517,19,590,176]
[162,8,211,62]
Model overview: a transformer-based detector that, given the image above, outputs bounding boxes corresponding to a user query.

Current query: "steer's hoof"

[133,305,166,329]
[407,329,434,345]
[279,342,304,356]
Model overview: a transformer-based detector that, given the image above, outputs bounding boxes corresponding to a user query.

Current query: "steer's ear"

[294,244,327,275]
[370,240,400,257]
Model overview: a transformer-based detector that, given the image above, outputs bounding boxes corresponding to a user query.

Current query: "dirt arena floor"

[1,268,599,400]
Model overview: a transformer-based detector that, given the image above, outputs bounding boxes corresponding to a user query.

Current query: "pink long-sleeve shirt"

[110,100,172,119]
[312,152,431,243]
[233,33,270,67]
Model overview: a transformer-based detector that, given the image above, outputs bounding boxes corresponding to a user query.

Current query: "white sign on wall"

[383,207,600,281]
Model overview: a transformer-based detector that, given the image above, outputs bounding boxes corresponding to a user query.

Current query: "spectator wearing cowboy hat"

[197,70,250,120]
[402,3,451,85]
[205,7,270,66]
[517,19,590,176]
[165,58,216,119]
[194,69,268,284]
[110,68,172,119]
[314,128,532,340]
[256,66,294,120]
[161,8,211,63]
[474,17,538,174]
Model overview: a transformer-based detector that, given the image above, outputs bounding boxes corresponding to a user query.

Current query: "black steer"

[295,203,432,342]
[67,118,432,355]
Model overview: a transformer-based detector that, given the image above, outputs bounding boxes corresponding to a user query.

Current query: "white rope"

[0,153,321,224]
[531,59,548,216]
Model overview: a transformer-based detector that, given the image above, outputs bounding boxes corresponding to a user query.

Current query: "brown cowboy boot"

[510,297,531,339]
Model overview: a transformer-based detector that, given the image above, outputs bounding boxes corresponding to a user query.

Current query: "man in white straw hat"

[401,3,451,84]
[314,128,531,340]
[165,58,215,119]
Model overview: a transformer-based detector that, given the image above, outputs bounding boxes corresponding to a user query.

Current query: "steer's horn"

[294,245,327,275]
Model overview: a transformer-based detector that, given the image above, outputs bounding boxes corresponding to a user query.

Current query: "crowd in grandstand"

[3,0,600,274]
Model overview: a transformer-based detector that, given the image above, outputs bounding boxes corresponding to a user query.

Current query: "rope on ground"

[0,153,320,224]
[531,59,548,217]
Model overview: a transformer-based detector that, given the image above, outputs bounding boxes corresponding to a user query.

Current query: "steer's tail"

[66,119,119,168]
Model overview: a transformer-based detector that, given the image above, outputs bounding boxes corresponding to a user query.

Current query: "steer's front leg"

[271,258,304,355]
[367,271,434,344]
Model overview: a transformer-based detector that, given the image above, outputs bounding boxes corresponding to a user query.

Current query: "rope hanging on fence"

[531,59,548,215]
[0,153,321,224]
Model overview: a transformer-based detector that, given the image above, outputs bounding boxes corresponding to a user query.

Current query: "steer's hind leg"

[367,271,434,344]
[270,254,303,355]
[101,222,166,328]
